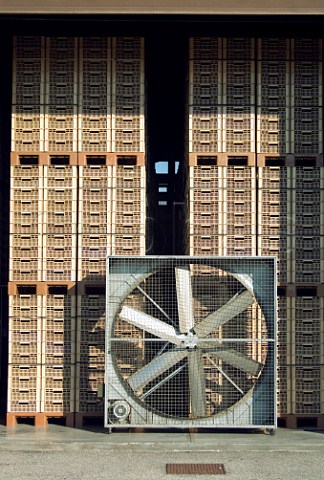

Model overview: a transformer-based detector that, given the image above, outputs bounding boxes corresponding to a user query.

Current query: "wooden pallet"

[6,412,74,427]
[278,414,324,429]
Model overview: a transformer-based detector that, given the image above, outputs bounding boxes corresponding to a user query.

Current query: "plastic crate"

[258,38,290,60]
[292,38,322,60]
[189,37,221,60]
[43,260,76,282]
[79,129,109,152]
[78,258,106,281]
[79,115,109,130]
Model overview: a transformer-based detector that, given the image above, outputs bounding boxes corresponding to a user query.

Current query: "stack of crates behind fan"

[277,294,292,416]
[291,167,324,284]
[291,39,322,155]
[9,161,43,282]
[290,293,324,416]
[78,37,111,153]
[75,286,105,420]
[44,37,78,153]
[43,160,77,282]
[111,37,145,153]
[11,36,45,154]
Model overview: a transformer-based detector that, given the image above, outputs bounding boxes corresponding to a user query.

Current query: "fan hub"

[179,331,198,349]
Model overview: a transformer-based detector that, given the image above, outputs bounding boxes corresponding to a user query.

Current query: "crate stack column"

[76,38,111,425]
[7,284,42,425]
[289,293,324,428]
[221,38,255,162]
[187,38,222,256]
[256,38,291,164]
[188,37,222,165]
[11,36,45,158]
[40,285,76,425]
[291,39,324,428]
[78,37,111,157]
[110,37,146,256]
[44,37,78,158]
[221,164,256,256]
[8,117,44,424]
[75,285,106,425]
[291,39,322,161]
[76,161,108,425]
[111,37,145,155]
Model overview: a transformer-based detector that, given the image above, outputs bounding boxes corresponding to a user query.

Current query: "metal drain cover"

[166,464,226,475]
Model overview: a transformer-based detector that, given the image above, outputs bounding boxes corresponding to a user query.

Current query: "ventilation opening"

[85,285,106,295]
[277,418,286,428]
[117,156,137,166]
[48,286,68,295]
[295,156,317,166]
[50,156,70,165]
[17,285,36,295]
[47,417,67,426]
[86,156,106,165]
[81,416,104,427]
[297,417,318,428]
[19,156,38,165]
[296,287,317,296]
[197,156,217,166]
[16,416,35,426]
[265,156,286,166]
[277,286,286,296]
[228,156,248,166]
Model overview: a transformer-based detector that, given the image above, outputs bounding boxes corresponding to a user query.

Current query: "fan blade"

[188,350,207,417]
[207,348,262,376]
[119,306,181,345]
[128,350,188,391]
[175,266,195,333]
[194,290,254,337]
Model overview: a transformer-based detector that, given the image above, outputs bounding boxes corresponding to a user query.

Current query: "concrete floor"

[1,424,324,452]
[0,425,324,479]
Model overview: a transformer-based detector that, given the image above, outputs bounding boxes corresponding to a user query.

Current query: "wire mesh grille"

[106,256,276,428]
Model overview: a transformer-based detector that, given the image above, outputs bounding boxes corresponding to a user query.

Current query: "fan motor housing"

[105,256,277,431]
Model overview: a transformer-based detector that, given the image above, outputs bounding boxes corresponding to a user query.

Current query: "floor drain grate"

[166,464,226,475]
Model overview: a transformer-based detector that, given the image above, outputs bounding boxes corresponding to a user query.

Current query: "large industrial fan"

[105,256,277,431]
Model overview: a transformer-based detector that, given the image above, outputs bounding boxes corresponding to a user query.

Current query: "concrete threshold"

[0,425,324,452]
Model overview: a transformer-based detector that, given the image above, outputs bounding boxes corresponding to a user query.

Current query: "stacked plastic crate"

[110,37,146,256]
[8,37,43,425]
[76,157,109,422]
[188,38,256,256]
[222,38,255,160]
[75,37,146,425]
[288,39,324,427]
[188,38,222,255]
[44,37,78,156]
[256,38,290,162]
[8,36,78,426]
[288,166,324,425]
[291,39,322,158]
